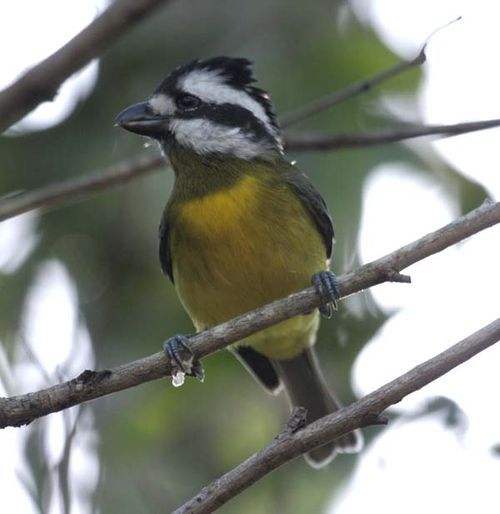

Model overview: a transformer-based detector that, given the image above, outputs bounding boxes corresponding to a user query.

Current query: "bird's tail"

[273,347,362,468]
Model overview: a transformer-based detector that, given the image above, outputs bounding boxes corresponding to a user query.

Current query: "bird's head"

[116,57,283,160]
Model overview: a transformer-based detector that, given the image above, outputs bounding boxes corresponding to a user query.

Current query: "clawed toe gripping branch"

[1,201,500,424]
[164,334,205,384]
[312,270,340,318]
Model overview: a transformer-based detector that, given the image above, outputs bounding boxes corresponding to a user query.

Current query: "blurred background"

[1,0,500,512]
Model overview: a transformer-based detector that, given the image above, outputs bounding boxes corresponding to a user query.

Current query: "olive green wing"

[283,166,334,259]
[159,216,174,282]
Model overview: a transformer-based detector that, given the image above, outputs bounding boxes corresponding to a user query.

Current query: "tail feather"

[273,348,362,467]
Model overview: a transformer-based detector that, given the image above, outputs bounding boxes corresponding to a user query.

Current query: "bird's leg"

[311,271,340,319]
[163,334,205,384]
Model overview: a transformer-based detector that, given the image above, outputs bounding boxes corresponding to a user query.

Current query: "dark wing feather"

[234,346,282,394]
[283,167,334,259]
[159,217,174,282]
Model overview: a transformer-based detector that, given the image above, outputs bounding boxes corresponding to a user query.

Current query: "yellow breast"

[177,173,261,238]
[170,173,327,359]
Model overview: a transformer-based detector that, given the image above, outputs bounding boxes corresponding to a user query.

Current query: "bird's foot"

[311,271,340,319]
[163,334,205,386]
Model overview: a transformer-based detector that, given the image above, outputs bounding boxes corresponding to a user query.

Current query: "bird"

[115,56,362,467]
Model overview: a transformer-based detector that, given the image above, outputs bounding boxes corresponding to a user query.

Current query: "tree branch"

[3,118,500,223]
[0,154,163,221]
[174,317,500,514]
[280,45,426,127]
[0,37,490,223]
[285,117,500,151]
[1,200,499,429]
[0,0,172,133]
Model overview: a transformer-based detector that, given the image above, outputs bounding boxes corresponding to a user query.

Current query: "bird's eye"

[176,94,201,110]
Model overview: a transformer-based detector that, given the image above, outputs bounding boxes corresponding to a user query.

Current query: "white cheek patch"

[149,94,175,116]
[179,69,279,139]
[169,118,271,160]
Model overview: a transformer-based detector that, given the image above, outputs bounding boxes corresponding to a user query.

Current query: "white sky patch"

[354,165,500,422]
[15,261,96,388]
[351,0,462,58]
[0,428,38,513]
[341,4,500,508]
[330,413,500,514]
[351,0,500,199]
[18,261,80,385]
[179,68,280,139]
[0,211,39,274]
[420,8,500,198]
[0,259,99,514]
[68,410,100,514]
[357,164,458,311]
[0,0,109,134]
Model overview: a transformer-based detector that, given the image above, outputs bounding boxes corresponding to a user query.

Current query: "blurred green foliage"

[0,0,486,512]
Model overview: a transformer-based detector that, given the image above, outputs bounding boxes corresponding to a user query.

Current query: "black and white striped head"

[116,57,283,160]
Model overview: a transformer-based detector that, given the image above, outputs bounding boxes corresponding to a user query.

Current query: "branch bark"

[2,118,500,222]
[285,118,500,151]
[0,154,163,221]
[174,317,500,514]
[0,0,172,133]
[1,200,499,429]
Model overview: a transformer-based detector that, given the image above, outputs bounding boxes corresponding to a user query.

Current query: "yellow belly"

[170,174,327,359]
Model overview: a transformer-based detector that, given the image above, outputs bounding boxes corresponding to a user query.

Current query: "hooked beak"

[115,101,168,138]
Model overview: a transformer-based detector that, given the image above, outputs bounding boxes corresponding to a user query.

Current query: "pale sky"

[332,1,500,512]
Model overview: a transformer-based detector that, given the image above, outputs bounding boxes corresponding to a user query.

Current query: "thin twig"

[2,117,500,223]
[0,200,499,428]
[174,317,500,514]
[285,118,500,151]
[0,0,172,133]
[0,154,163,221]
[280,45,426,127]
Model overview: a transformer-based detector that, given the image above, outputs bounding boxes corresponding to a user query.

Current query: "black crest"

[195,57,256,89]
[155,56,280,134]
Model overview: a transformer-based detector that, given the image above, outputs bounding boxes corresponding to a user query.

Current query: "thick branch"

[0,200,499,428]
[174,317,500,514]
[285,118,500,151]
[280,45,426,127]
[0,0,171,133]
[2,118,500,222]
